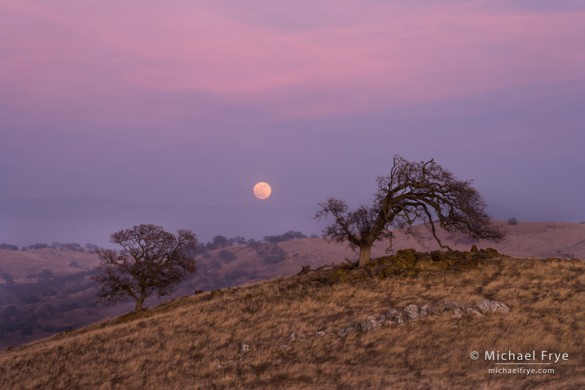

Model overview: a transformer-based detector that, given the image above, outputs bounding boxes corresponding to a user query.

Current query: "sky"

[1,0,585,246]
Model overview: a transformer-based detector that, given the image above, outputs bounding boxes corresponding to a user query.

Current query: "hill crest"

[1,251,584,389]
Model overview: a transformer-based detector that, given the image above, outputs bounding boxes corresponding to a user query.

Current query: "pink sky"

[3,1,584,118]
[1,1,585,244]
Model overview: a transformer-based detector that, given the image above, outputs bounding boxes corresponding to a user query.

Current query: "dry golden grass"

[1,254,584,389]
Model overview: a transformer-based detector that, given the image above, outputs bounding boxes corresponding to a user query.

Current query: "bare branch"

[92,224,198,312]
[315,155,504,266]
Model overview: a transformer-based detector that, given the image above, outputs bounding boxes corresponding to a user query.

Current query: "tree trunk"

[134,295,146,312]
[358,245,372,268]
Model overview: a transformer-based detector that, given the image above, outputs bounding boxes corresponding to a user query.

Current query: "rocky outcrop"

[404,304,420,320]
[476,300,510,314]
[355,316,382,333]
[284,300,510,346]
[379,309,404,325]
[336,300,509,337]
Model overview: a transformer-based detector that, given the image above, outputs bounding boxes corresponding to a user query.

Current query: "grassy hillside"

[1,251,584,389]
[2,221,585,349]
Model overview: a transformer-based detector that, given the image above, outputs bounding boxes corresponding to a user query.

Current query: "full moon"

[253,182,272,200]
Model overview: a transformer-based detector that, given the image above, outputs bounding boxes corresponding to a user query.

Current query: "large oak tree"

[93,224,197,312]
[315,156,504,267]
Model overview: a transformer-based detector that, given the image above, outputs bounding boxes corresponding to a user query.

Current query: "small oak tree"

[93,224,197,312]
[315,156,504,267]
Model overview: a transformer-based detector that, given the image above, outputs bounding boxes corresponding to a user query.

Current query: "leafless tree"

[93,224,197,312]
[315,156,504,267]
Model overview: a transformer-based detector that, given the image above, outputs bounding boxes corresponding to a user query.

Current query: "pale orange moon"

[253,182,272,199]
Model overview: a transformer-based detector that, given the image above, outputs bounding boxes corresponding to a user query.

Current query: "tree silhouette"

[93,224,197,312]
[315,156,504,267]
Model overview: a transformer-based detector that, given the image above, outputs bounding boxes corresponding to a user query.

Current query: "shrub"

[230,236,246,245]
[263,254,286,264]
[218,250,236,262]
[38,269,53,281]
[212,235,229,247]
[263,230,307,244]
[28,243,49,250]
[247,239,260,249]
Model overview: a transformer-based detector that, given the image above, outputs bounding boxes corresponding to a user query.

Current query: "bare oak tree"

[315,156,504,267]
[93,224,197,312]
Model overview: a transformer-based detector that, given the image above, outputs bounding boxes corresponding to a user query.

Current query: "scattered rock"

[380,309,404,325]
[404,304,420,320]
[430,250,447,262]
[476,300,509,314]
[338,327,356,337]
[288,332,308,342]
[442,301,463,312]
[419,304,432,317]
[279,344,290,351]
[303,299,510,340]
[355,316,382,333]
[396,248,418,263]
[481,248,500,257]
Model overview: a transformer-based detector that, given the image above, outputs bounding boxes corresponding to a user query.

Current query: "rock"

[279,344,290,351]
[289,332,296,341]
[240,343,250,353]
[476,300,509,314]
[380,309,404,325]
[419,304,432,317]
[479,248,500,258]
[470,244,478,253]
[430,250,446,262]
[404,304,420,320]
[466,308,483,317]
[355,316,382,333]
[338,327,356,337]
[316,330,327,337]
[396,249,418,264]
[334,299,508,339]
[442,301,463,313]
[421,304,445,316]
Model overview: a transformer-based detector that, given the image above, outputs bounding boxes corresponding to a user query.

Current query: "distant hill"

[0,248,99,283]
[367,221,585,259]
[1,221,584,349]
[2,220,583,284]
[1,251,584,388]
